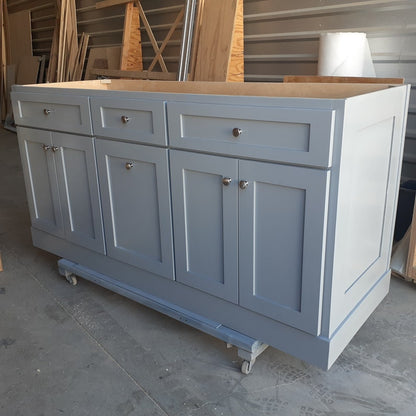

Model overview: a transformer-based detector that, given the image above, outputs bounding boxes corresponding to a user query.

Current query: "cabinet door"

[53,133,105,254]
[17,127,64,237]
[239,160,329,335]
[170,150,239,303]
[95,139,174,279]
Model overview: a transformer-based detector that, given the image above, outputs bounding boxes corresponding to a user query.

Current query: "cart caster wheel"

[65,273,77,286]
[241,360,252,375]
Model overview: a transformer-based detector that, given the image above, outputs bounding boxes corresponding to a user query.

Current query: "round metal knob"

[239,180,249,190]
[125,162,134,170]
[232,127,242,138]
[121,115,130,124]
[51,146,59,152]
[42,144,51,151]
[43,109,52,115]
[222,177,232,186]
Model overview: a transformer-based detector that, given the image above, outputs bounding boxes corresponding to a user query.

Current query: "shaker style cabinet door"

[52,133,105,254]
[95,139,174,279]
[238,160,329,335]
[170,150,239,303]
[17,127,64,238]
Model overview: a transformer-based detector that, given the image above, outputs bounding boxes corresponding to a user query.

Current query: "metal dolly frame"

[58,258,268,374]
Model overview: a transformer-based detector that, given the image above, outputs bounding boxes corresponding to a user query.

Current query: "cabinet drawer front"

[12,92,92,135]
[91,97,167,145]
[168,102,335,167]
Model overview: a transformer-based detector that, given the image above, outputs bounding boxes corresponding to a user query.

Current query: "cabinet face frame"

[95,139,174,279]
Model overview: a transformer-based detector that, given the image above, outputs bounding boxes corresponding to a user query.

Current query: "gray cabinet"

[171,150,328,333]
[17,127,105,254]
[12,81,410,370]
[95,139,174,279]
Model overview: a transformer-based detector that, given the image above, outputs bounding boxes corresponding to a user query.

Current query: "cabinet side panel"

[329,86,410,336]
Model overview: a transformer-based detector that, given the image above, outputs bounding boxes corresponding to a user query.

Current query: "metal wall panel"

[244,0,416,179]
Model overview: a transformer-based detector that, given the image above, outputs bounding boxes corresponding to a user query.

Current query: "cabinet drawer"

[12,92,92,135]
[91,97,167,145]
[167,102,335,167]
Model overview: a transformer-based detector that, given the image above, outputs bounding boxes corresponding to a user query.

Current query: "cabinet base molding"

[32,228,389,371]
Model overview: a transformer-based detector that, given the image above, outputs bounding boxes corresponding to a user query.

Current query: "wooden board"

[16,55,41,85]
[192,0,243,82]
[284,75,405,84]
[84,46,122,80]
[405,199,416,282]
[8,11,32,66]
[120,2,143,71]
[90,68,176,80]
[29,79,392,100]
[5,64,16,115]
[227,0,244,82]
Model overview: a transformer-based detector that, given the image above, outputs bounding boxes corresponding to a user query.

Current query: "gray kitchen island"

[11,80,410,373]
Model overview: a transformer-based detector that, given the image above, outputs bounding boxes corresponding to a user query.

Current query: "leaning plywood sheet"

[85,46,122,80]
[192,0,243,82]
[8,11,32,66]
[16,56,41,85]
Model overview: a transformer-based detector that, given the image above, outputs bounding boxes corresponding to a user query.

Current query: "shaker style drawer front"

[12,92,92,135]
[167,102,335,167]
[91,97,167,145]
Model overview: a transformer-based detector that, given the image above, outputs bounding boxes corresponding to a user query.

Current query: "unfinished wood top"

[20,79,395,99]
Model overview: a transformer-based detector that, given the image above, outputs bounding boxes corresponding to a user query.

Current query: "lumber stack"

[47,0,89,82]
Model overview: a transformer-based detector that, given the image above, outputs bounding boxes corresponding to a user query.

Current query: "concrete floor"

[0,127,415,416]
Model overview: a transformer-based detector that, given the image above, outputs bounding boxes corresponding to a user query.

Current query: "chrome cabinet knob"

[121,115,130,124]
[51,146,59,152]
[43,109,52,115]
[232,127,242,138]
[239,180,249,190]
[42,144,51,151]
[222,177,232,186]
[125,162,134,170]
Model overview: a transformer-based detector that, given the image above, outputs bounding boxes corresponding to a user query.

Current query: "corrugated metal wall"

[244,0,416,181]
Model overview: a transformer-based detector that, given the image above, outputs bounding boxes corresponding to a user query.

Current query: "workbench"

[11,80,410,372]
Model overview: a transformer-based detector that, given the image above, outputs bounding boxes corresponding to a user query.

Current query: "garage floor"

[1,127,415,416]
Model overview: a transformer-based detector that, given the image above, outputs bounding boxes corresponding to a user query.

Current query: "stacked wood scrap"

[94,0,182,80]
[47,0,89,82]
